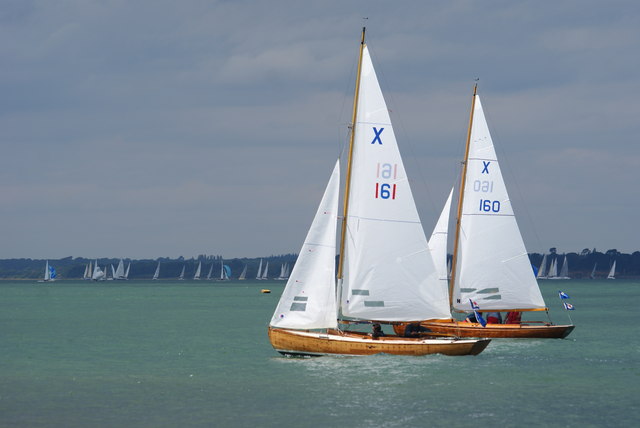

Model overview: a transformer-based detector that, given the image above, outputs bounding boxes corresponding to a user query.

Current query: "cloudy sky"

[1,0,639,259]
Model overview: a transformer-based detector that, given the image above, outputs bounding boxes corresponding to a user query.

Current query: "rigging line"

[481,92,544,253]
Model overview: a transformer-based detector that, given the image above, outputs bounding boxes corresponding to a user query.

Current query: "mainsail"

[339,46,450,322]
[452,94,545,312]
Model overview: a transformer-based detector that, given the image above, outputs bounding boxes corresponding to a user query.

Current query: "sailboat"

[92,260,105,281]
[38,260,56,282]
[590,263,597,279]
[219,260,230,281]
[114,259,126,280]
[83,262,93,280]
[178,265,185,281]
[238,264,247,280]
[152,261,160,280]
[547,257,558,279]
[124,262,130,279]
[268,29,490,357]
[557,255,570,280]
[194,261,202,280]
[256,259,263,280]
[206,262,214,280]
[419,86,574,339]
[536,254,548,279]
[260,262,269,280]
[607,261,616,279]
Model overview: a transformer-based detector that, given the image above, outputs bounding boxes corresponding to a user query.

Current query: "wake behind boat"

[268,28,490,357]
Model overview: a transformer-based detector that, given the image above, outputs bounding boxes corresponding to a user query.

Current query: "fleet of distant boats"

[38,258,292,282]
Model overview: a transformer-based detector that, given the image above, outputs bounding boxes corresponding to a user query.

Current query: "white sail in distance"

[271,161,340,329]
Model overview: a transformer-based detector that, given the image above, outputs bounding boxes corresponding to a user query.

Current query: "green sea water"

[0,279,638,428]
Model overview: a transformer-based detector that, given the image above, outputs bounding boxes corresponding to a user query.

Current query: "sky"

[1,0,639,259]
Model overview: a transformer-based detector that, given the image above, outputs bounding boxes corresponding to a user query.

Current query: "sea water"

[0,279,638,427]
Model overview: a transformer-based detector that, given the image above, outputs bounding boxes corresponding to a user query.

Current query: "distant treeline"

[1,248,638,280]
[0,254,298,280]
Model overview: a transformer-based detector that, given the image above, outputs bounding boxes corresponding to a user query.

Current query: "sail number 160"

[479,199,501,212]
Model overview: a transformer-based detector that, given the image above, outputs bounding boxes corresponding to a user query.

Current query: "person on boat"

[403,323,431,337]
[463,312,477,323]
[486,312,502,324]
[505,311,522,324]
[371,323,385,339]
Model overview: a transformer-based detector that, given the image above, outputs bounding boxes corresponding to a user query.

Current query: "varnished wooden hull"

[268,327,490,357]
[417,321,575,339]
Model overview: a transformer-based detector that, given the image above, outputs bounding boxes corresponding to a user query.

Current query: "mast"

[337,27,366,280]
[448,83,477,308]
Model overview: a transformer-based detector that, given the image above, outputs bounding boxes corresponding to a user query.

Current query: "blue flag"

[469,299,487,327]
[49,266,57,279]
[563,302,575,310]
[558,291,570,299]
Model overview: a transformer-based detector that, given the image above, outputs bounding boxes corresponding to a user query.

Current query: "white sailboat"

[194,261,202,280]
[557,255,570,280]
[268,29,490,356]
[219,260,230,281]
[114,259,126,280]
[607,260,616,279]
[206,262,214,280]
[547,258,558,279]
[38,260,56,283]
[152,261,160,280]
[238,264,247,280]
[590,263,597,279]
[124,262,130,279]
[256,259,263,280]
[260,262,269,280]
[92,260,105,281]
[536,254,548,279]
[178,265,185,281]
[421,86,573,338]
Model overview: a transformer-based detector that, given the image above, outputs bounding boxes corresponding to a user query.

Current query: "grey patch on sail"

[290,303,307,311]
[481,295,502,300]
[293,296,308,301]
[477,288,500,294]
[364,301,384,307]
[352,289,370,296]
[460,288,477,293]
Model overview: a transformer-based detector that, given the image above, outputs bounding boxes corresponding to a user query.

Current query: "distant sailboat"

[256,259,263,280]
[152,261,160,280]
[178,265,185,281]
[83,262,93,280]
[547,258,558,279]
[260,262,269,280]
[114,259,126,280]
[607,261,616,280]
[124,262,130,279]
[38,260,56,283]
[206,262,214,280]
[238,264,247,280]
[219,260,230,281]
[194,261,202,280]
[92,260,105,281]
[536,254,548,279]
[557,255,570,280]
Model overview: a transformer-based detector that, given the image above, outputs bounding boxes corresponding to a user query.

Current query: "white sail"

[590,263,597,279]
[536,254,548,279]
[548,258,558,278]
[114,259,125,279]
[206,262,213,280]
[153,261,160,280]
[125,263,130,279]
[452,95,545,311]
[558,255,570,279]
[271,161,340,329]
[194,261,202,280]
[238,264,247,280]
[92,260,105,281]
[340,46,450,322]
[607,261,616,279]
[428,188,454,286]
[87,261,93,279]
[256,259,263,280]
[43,261,50,281]
[82,263,89,280]
[261,262,269,280]
[179,265,185,280]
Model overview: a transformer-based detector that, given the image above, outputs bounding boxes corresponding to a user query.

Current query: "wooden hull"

[417,321,575,339]
[268,327,490,357]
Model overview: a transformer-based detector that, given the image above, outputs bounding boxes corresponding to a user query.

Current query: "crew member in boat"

[370,323,385,339]
[505,311,522,324]
[486,312,502,324]
[463,312,477,323]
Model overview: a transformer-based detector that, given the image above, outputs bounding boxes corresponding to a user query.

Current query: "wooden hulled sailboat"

[419,86,574,339]
[268,29,490,357]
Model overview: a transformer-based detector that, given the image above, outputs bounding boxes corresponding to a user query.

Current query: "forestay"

[270,161,340,329]
[452,95,545,311]
[340,46,450,321]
